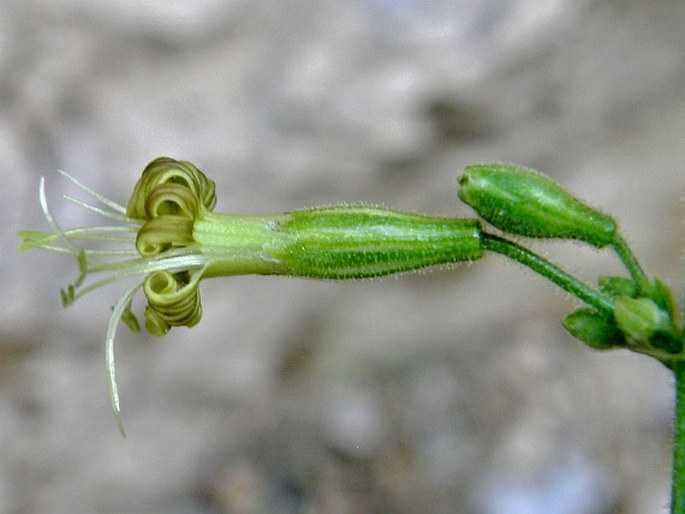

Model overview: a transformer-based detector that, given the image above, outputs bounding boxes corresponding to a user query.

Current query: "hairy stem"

[481,233,615,318]
[672,362,685,514]
[612,235,650,292]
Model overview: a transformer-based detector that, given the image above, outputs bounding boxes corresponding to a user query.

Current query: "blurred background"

[1,1,684,512]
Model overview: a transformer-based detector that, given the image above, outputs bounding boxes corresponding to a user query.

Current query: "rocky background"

[1,1,684,513]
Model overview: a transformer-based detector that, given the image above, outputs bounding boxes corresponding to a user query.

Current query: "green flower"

[19,158,225,435]
[20,157,484,434]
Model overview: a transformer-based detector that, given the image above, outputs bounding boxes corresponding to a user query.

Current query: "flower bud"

[614,297,681,353]
[562,308,625,350]
[457,163,617,248]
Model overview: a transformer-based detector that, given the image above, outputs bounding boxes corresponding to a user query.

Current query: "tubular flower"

[19,157,484,434]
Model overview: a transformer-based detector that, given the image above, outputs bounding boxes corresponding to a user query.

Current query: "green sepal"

[562,308,625,350]
[457,163,617,248]
[646,277,680,325]
[643,278,681,353]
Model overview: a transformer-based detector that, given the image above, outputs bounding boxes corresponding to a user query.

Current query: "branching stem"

[481,232,615,318]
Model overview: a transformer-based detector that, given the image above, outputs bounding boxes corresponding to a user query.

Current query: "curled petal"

[143,269,203,336]
[135,216,194,257]
[145,182,200,220]
[126,157,217,220]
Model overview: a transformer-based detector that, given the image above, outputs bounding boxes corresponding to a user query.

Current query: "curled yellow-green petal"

[145,182,201,220]
[126,157,216,220]
[135,216,195,257]
[143,269,204,336]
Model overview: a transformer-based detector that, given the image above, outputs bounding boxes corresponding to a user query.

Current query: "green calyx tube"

[194,206,484,281]
[271,206,484,279]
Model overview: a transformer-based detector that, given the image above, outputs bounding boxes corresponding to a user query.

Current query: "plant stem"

[672,362,685,514]
[481,233,615,318]
[613,235,650,292]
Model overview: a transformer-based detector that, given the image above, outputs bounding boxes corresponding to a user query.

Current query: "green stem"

[672,362,685,514]
[481,233,615,318]
[613,235,650,292]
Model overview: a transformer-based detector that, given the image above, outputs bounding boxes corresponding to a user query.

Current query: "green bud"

[562,308,625,350]
[271,206,484,279]
[614,297,680,353]
[615,297,664,343]
[457,163,617,248]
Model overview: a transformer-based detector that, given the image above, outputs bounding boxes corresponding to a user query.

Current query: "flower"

[19,158,224,435]
[20,157,484,435]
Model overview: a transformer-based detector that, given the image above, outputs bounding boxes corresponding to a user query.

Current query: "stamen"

[39,176,78,254]
[21,159,218,435]
[63,194,139,225]
[65,251,206,304]
[106,281,144,438]
[19,226,138,251]
[75,249,87,288]
[58,169,128,215]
